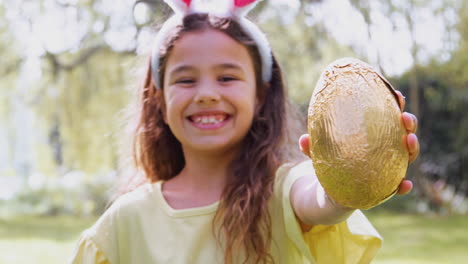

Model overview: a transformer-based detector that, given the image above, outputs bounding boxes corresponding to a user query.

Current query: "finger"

[407,133,420,164]
[397,180,413,195]
[402,112,418,134]
[299,134,311,158]
[395,90,406,111]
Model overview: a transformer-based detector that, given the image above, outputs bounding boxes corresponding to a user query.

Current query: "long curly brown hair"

[131,13,302,264]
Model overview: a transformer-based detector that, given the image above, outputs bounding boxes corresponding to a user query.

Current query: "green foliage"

[0,5,19,120]
[0,215,96,241]
[36,51,133,173]
[261,10,356,104]
[0,171,116,217]
[395,59,468,189]
[1,0,467,216]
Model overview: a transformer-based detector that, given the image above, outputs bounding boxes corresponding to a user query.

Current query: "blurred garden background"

[0,0,467,263]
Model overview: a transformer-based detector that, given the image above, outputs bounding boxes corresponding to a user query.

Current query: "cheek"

[163,90,190,124]
[244,87,258,120]
[164,100,177,126]
[162,92,178,126]
[243,94,257,124]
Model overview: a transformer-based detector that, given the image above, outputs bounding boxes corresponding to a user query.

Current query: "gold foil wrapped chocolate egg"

[308,58,408,209]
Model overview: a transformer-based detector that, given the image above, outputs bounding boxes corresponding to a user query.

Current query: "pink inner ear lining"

[234,0,257,7]
[182,0,191,6]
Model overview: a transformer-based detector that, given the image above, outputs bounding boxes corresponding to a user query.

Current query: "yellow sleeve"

[68,233,110,264]
[304,210,383,264]
[277,161,383,264]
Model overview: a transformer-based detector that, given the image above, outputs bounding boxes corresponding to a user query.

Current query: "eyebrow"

[168,63,244,76]
[216,63,243,71]
[168,65,194,76]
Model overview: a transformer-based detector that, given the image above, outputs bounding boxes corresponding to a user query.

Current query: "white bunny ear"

[152,0,273,88]
[232,0,264,17]
[188,0,233,17]
[164,0,191,15]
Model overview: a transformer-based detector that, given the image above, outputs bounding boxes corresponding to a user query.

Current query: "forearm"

[290,162,355,226]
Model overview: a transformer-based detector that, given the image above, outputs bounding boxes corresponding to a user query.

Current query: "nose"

[194,80,221,105]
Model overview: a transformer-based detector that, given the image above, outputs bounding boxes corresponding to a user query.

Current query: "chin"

[188,140,242,156]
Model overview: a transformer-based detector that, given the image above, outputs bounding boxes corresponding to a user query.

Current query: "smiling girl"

[69,1,419,263]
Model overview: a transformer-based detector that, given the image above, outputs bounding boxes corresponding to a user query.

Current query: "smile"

[189,114,229,125]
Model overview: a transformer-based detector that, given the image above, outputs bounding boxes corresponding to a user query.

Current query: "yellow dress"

[69,161,382,264]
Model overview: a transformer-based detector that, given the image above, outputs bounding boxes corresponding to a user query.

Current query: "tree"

[1,0,141,176]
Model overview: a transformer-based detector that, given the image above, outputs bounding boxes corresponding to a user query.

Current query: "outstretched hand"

[299,90,420,196]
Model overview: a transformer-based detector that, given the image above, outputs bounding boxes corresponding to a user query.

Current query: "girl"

[70,0,419,263]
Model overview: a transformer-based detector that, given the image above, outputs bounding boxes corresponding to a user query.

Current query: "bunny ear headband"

[151,0,273,88]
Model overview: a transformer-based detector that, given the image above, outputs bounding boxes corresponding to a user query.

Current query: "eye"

[218,76,237,83]
[175,78,195,85]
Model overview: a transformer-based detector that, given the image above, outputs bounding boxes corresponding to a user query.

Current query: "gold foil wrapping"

[308,58,408,209]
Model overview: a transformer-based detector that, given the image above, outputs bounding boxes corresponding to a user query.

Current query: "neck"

[161,148,238,209]
[165,147,238,196]
[184,149,234,189]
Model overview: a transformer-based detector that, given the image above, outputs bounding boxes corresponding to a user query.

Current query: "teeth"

[192,115,225,124]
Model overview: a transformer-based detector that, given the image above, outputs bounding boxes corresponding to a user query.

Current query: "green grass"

[0,213,467,263]
[367,211,468,264]
[0,216,96,264]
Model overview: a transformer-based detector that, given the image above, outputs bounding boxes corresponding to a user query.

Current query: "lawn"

[367,211,468,264]
[0,212,467,263]
[0,216,96,264]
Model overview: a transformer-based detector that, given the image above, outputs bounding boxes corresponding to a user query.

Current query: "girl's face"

[162,29,257,156]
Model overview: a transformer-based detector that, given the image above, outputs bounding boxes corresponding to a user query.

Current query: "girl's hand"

[395,90,420,195]
[299,90,420,196]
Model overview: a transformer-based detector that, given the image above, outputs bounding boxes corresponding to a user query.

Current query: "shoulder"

[103,183,158,221]
[77,183,159,263]
[112,183,155,208]
[274,160,316,195]
[86,183,157,235]
[270,160,318,228]
[270,159,314,214]
[269,160,319,262]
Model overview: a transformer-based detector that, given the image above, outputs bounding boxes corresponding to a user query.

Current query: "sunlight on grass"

[367,211,468,264]
[0,216,96,264]
[0,239,78,263]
